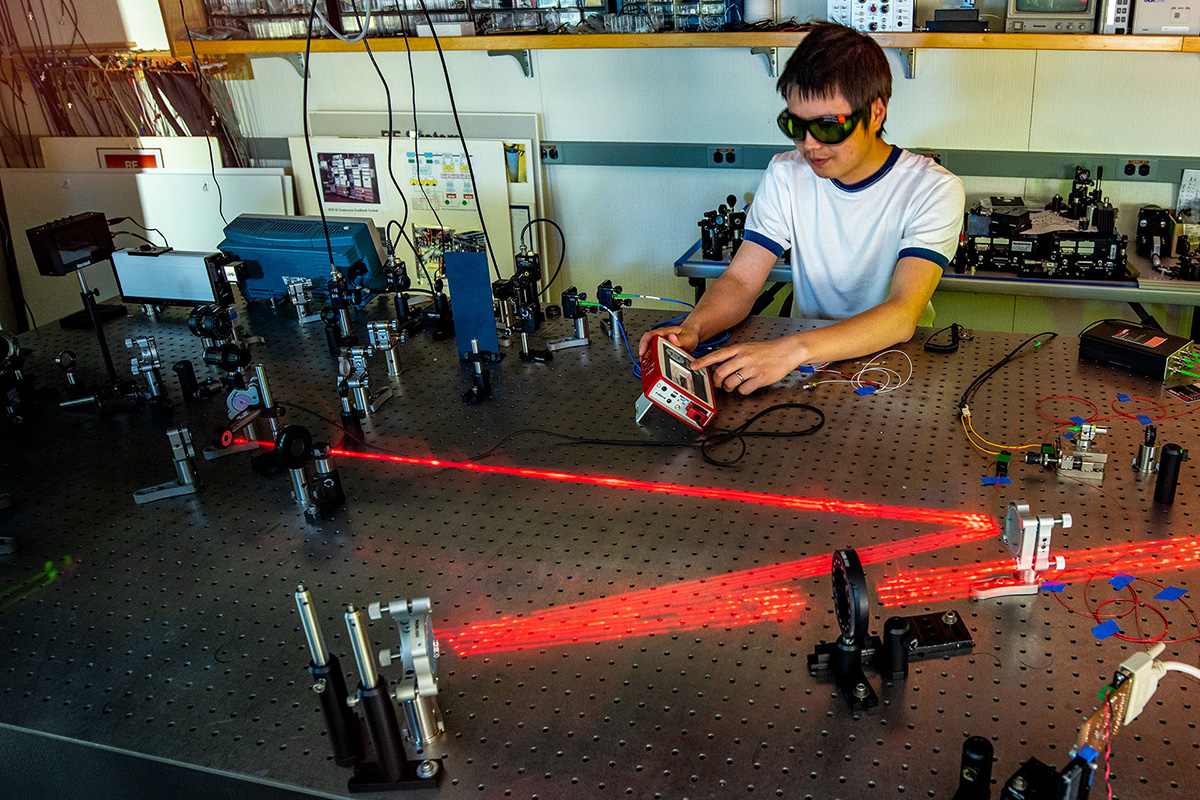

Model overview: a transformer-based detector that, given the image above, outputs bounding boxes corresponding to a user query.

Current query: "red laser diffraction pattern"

[236,440,1000,654]
[877,537,1200,607]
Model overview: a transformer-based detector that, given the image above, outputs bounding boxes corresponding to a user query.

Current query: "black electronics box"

[25,212,114,277]
[1079,321,1192,379]
[923,8,989,31]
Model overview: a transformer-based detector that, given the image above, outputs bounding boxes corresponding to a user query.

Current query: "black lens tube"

[951,735,993,800]
[1155,443,1188,505]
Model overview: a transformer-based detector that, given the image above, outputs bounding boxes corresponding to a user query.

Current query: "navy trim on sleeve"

[833,146,900,192]
[744,230,786,257]
[898,246,950,270]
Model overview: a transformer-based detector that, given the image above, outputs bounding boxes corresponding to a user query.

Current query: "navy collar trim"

[832,146,900,192]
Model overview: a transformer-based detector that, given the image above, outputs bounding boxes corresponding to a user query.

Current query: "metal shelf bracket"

[488,49,533,77]
[750,46,779,77]
[899,47,916,79]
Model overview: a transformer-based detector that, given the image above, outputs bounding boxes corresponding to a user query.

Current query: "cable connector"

[1119,643,1166,725]
[960,404,971,419]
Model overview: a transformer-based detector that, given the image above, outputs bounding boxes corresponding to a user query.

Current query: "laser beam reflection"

[445,526,998,656]
[234,439,1002,653]
[878,537,1200,607]
[318,445,995,527]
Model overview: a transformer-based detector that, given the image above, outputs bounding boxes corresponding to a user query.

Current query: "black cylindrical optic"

[174,360,200,399]
[951,735,994,800]
[1155,443,1188,505]
[881,616,911,682]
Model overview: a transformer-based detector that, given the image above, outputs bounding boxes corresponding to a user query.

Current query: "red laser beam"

[878,537,1200,607]
[236,438,1001,653]
[445,526,997,656]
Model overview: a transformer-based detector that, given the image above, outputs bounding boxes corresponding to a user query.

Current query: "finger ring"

[735,371,745,382]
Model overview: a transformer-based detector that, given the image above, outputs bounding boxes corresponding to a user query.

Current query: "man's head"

[776,22,892,135]
[775,23,894,183]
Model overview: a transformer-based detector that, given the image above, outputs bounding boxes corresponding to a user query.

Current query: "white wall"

[219,43,1198,332]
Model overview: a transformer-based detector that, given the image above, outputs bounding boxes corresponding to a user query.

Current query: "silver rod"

[254,364,275,408]
[345,604,379,689]
[294,584,329,667]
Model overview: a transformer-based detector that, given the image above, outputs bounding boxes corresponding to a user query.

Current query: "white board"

[1,168,294,325]
[40,137,224,171]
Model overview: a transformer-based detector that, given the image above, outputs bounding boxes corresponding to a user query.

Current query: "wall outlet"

[708,147,741,167]
[1123,158,1152,178]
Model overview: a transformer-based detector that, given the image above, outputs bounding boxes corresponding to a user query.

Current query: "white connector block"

[1119,643,1166,725]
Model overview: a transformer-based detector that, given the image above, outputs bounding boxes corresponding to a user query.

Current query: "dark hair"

[776,23,892,133]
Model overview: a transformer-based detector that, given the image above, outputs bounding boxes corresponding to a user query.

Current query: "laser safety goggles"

[776,107,865,145]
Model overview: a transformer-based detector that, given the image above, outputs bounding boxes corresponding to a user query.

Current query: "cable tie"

[855,386,876,396]
[1092,619,1122,640]
[1109,574,1135,590]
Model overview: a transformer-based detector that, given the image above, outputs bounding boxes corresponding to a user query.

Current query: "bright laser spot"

[878,537,1200,607]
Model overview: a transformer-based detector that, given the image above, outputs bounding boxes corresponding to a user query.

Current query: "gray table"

[1,303,1198,799]
[675,241,1200,334]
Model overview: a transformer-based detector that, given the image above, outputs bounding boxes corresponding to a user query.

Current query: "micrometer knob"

[367,602,383,620]
[1057,513,1073,529]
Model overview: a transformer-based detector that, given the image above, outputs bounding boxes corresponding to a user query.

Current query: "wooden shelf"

[172,31,1200,57]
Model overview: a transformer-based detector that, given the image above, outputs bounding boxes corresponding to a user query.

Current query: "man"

[639,22,964,395]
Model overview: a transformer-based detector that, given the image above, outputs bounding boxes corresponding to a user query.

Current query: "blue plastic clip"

[1092,619,1121,640]
[1070,415,1087,426]
[1155,587,1188,601]
[1116,393,1131,402]
[855,386,876,396]
[1136,414,1153,426]
[1042,582,1067,593]
[1110,574,1135,590]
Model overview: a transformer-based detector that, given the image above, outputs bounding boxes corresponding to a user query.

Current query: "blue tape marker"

[797,366,815,375]
[1116,393,1131,402]
[1092,619,1121,640]
[1137,415,1153,426]
[1155,587,1188,601]
[1042,582,1067,593]
[1078,746,1099,764]
[1070,416,1087,426]
[1063,431,1076,441]
[1110,574,1136,590]
[855,386,876,396]
[981,477,1013,486]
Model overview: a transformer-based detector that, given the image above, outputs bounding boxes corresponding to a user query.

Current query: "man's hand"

[638,325,700,359]
[690,338,799,395]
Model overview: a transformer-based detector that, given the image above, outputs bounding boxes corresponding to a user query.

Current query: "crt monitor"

[217,214,387,301]
[1004,0,1096,31]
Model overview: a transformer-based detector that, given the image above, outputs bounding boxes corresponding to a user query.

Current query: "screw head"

[853,683,869,699]
[1012,776,1028,791]
[416,760,439,779]
[311,678,327,694]
[942,610,958,625]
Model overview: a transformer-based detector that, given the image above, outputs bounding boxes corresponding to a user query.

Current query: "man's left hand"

[690,338,799,395]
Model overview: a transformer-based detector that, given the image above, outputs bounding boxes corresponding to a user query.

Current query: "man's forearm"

[781,298,920,366]
[681,242,779,343]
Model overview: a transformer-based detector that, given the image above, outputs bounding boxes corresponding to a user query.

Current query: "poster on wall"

[317,148,383,209]
[407,150,477,211]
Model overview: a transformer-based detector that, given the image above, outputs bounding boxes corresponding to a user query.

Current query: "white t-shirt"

[744,146,964,323]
